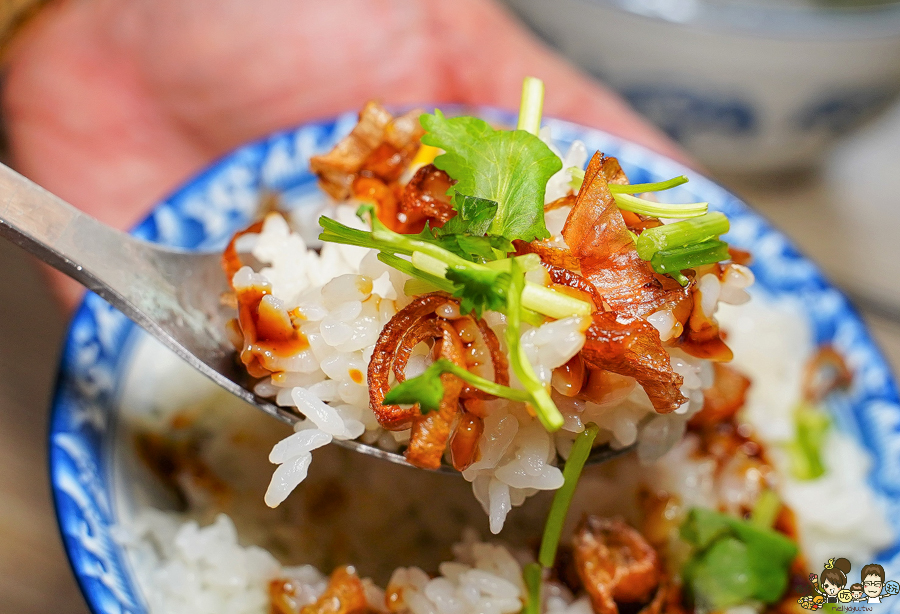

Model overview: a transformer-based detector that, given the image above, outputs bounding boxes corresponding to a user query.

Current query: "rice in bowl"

[97,87,897,614]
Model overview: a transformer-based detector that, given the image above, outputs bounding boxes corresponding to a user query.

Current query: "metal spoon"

[0,162,629,471]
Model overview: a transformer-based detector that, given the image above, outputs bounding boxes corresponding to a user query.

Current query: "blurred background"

[2,0,900,611]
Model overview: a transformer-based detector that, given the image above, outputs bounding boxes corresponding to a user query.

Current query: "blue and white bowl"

[502,0,900,173]
[49,111,900,613]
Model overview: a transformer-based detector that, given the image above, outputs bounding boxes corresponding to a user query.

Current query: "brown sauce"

[235,284,309,377]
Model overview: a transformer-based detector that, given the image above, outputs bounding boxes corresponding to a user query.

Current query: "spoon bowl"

[0,161,628,470]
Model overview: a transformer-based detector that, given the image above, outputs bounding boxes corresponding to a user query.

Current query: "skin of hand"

[2,0,688,308]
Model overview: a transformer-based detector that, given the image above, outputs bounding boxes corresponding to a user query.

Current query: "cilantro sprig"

[680,507,798,611]
[524,423,600,614]
[381,259,565,432]
[569,167,732,285]
[318,206,591,321]
[420,110,561,243]
[383,358,532,411]
[504,258,564,431]
[428,195,514,262]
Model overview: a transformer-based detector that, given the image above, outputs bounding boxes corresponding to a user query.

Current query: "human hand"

[2,0,685,308]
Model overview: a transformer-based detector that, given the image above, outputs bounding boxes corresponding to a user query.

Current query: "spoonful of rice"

[0,159,635,474]
[1,79,745,525]
[0,160,496,470]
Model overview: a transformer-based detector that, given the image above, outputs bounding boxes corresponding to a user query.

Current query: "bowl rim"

[573,0,900,38]
[47,106,900,614]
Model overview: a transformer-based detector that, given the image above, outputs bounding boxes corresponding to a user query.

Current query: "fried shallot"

[581,312,687,412]
[515,239,581,271]
[368,293,453,430]
[404,318,466,469]
[449,407,484,471]
[562,152,684,319]
[400,163,456,225]
[310,101,423,200]
[573,516,662,614]
[303,566,369,614]
[367,293,511,469]
[689,363,751,429]
[675,273,733,362]
[543,263,606,311]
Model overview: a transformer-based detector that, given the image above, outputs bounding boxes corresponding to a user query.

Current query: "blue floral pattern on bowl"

[49,109,900,614]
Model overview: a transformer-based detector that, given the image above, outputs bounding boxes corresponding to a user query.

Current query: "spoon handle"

[0,162,139,298]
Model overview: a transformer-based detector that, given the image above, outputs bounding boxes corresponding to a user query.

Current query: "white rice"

[109,125,897,614]
[116,289,896,614]
[227,132,763,534]
[718,297,895,569]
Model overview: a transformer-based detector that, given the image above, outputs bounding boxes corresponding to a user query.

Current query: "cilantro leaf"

[382,362,445,413]
[445,266,510,317]
[420,110,562,243]
[410,220,500,262]
[383,358,532,417]
[681,507,798,610]
[438,194,498,236]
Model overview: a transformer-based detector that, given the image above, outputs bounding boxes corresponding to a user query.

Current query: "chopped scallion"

[650,239,730,276]
[788,402,830,480]
[635,212,729,261]
[517,76,545,136]
[613,193,708,219]
[608,176,689,194]
[568,167,585,191]
[750,490,781,529]
[568,170,689,197]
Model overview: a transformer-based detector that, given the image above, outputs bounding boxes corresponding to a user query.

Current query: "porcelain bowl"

[48,110,900,613]
[502,0,900,173]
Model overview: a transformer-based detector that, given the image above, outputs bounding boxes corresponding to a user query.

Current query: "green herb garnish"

[681,507,798,611]
[319,206,591,321]
[607,176,689,194]
[522,562,543,614]
[444,266,509,318]
[613,193,708,219]
[383,357,532,412]
[430,196,513,262]
[635,212,729,260]
[517,76,545,136]
[420,110,561,243]
[522,423,600,613]
[787,401,830,480]
[505,258,564,431]
[568,169,701,218]
[538,423,600,566]
[750,489,781,529]
[632,212,731,285]
[650,239,730,276]
[382,260,563,429]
